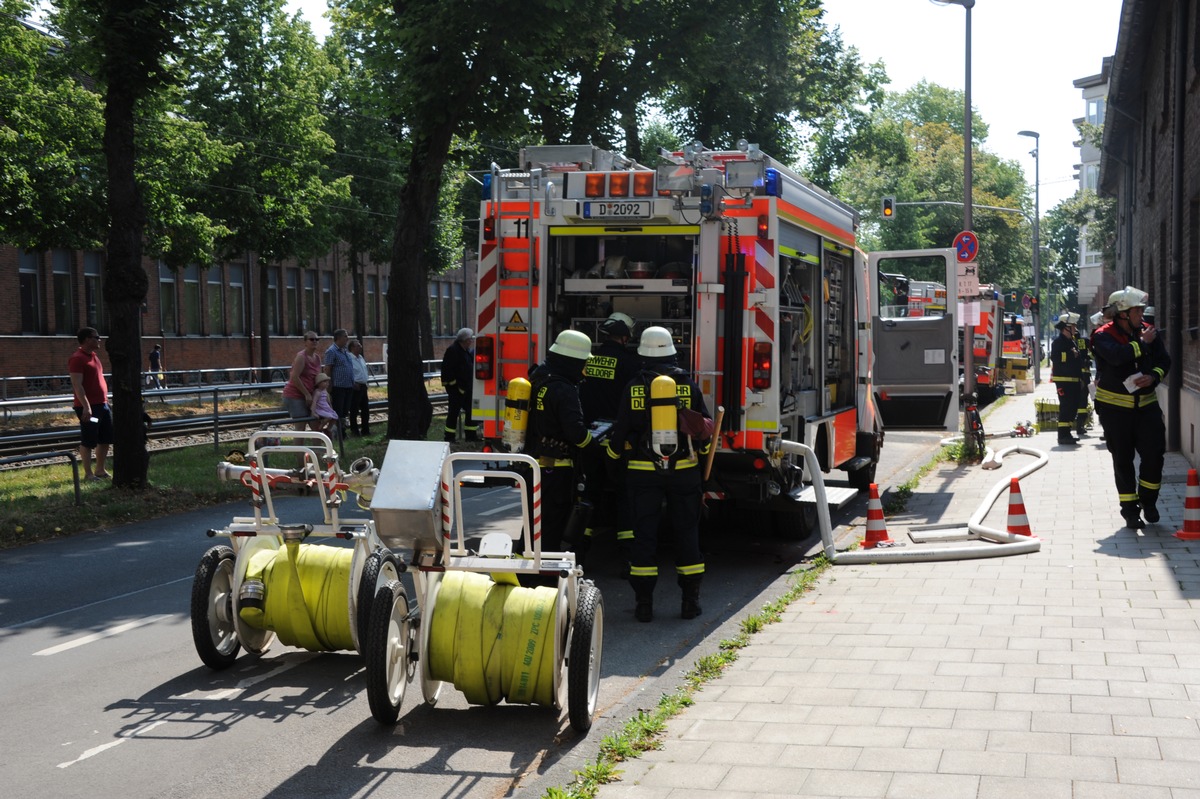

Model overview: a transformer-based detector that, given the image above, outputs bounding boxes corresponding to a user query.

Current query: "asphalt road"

[0,430,944,798]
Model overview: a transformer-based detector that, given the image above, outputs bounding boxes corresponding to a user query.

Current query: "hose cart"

[369,442,603,733]
[192,431,409,711]
[191,436,603,734]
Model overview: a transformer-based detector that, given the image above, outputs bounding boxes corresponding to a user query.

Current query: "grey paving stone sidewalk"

[597,382,1200,799]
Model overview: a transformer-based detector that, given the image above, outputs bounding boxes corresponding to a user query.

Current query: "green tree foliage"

[0,1,105,249]
[832,81,1030,289]
[181,0,349,366]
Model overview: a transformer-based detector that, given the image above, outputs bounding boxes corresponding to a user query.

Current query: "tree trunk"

[102,81,150,489]
[387,123,455,440]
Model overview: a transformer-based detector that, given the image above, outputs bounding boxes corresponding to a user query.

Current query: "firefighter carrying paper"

[1091,287,1170,530]
[579,312,639,570]
[606,326,713,623]
[525,329,598,551]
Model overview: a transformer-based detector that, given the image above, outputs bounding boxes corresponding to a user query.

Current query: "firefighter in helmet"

[606,326,713,622]
[1091,287,1170,529]
[578,312,639,569]
[525,329,598,551]
[1049,311,1086,445]
[441,328,478,442]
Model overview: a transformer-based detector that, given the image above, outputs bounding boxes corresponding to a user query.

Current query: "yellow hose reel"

[192,437,605,735]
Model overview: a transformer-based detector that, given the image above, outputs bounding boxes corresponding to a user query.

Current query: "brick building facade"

[1101,0,1200,468]
[1,244,475,395]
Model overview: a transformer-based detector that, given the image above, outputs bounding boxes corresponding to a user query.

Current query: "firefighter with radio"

[441,328,478,442]
[579,312,639,570]
[525,329,599,551]
[1091,287,1170,530]
[1050,312,1086,445]
[606,326,713,623]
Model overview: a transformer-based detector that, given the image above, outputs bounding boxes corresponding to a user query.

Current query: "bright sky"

[286,0,1122,211]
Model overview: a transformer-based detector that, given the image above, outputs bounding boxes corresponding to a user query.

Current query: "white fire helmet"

[549,329,593,361]
[637,326,677,358]
[1107,286,1149,313]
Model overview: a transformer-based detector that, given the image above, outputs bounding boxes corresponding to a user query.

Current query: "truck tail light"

[757,214,768,240]
[483,215,496,241]
[585,173,605,197]
[633,172,655,196]
[751,341,772,389]
[475,336,494,380]
[609,172,630,196]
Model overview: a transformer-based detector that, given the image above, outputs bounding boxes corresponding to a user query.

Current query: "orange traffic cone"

[862,483,893,548]
[1007,477,1032,536]
[1174,469,1200,541]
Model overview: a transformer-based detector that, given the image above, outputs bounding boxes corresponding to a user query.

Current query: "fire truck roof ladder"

[490,163,539,371]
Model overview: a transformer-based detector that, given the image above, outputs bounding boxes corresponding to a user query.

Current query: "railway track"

[0,394,450,466]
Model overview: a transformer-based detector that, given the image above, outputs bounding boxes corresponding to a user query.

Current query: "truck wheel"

[847,461,877,492]
[191,545,240,670]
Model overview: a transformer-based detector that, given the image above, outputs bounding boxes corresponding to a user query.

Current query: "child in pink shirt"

[311,373,339,434]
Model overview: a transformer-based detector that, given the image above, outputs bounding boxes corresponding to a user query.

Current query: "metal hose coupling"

[239,579,266,610]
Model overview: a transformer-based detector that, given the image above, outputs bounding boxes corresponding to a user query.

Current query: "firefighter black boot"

[679,574,703,620]
[1120,502,1145,530]
[1057,429,1078,446]
[443,430,457,443]
[630,576,655,623]
[1140,489,1161,524]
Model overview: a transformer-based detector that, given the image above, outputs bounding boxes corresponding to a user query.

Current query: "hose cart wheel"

[191,545,240,669]
[567,581,604,733]
[355,550,402,654]
[366,579,412,723]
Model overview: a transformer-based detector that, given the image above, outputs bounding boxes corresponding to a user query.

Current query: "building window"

[159,262,177,335]
[83,252,104,329]
[453,282,464,331]
[429,283,440,335]
[367,274,378,334]
[321,271,333,331]
[1086,97,1105,126]
[286,268,301,335]
[228,264,246,335]
[1085,164,1100,192]
[304,270,317,332]
[183,264,202,335]
[19,250,40,334]
[382,276,389,333]
[52,249,75,334]
[207,266,224,335]
[440,283,452,336]
[265,266,281,335]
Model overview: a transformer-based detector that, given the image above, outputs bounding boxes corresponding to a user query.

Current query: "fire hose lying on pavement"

[787,439,1047,564]
[191,433,603,733]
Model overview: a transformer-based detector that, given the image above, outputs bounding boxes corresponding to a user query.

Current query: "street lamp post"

[932,0,975,454]
[1018,130,1041,385]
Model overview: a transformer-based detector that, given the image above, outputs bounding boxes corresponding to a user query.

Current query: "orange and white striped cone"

[1007,477,1032,536]
[1174,469,1200,541]
[862,483,893,548]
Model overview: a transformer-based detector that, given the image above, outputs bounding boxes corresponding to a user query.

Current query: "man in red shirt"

[69,327,112,480]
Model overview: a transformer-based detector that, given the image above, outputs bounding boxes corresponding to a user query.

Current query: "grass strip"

[543,555,832,798]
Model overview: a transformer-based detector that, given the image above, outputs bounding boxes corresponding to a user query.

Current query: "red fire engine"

[471,143,882,534]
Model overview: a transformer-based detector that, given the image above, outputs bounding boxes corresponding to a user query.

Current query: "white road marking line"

[33,614,172,656]
[8,576,191,629]
[57,720,168,769]
[478,501,524,517]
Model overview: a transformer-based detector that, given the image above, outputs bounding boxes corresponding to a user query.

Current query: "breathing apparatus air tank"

[649,374,679,459]
[502,377,532,451]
